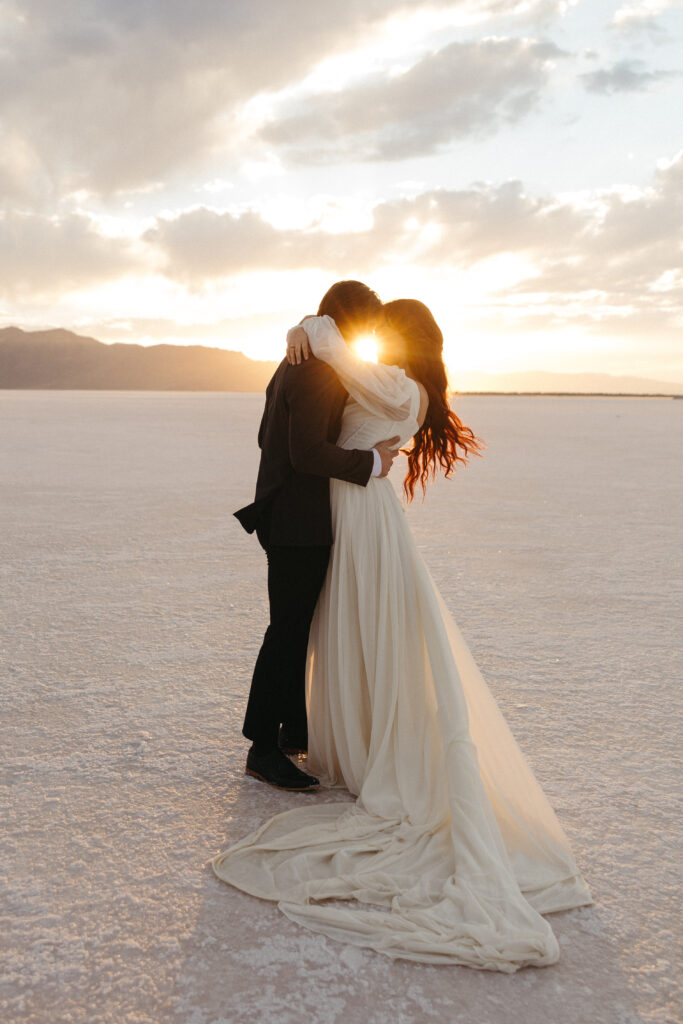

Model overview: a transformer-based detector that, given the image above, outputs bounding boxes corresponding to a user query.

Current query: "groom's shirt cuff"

[370,449,382,477]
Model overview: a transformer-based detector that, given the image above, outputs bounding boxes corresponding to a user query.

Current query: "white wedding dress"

[212,316,592,971]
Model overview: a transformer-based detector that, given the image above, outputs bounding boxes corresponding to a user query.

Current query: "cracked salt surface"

[1,391,681,1024]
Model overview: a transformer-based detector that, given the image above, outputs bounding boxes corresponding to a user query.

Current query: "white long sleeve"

[300,315,415,422]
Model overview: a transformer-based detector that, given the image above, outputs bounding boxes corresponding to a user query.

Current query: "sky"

[1,0,682,382]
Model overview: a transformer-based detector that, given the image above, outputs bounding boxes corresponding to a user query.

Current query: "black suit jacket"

[234,355,374,547]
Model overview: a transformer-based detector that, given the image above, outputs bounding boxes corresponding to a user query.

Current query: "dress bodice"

[337,390,420,452]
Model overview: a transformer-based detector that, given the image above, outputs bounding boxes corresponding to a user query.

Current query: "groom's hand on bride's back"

[375,437,401,477]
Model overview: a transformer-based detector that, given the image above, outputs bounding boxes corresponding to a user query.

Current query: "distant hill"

[0,327,279,391]
[1,326,681,395]
[451,369,683,396]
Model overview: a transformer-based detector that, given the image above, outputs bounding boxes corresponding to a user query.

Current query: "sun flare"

[353,335,378,363]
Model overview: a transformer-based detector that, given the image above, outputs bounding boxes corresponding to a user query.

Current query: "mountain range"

[1,327,681,395]
[0,327,279,391]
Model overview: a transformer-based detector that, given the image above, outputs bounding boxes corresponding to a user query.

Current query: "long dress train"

[212,317,592,971]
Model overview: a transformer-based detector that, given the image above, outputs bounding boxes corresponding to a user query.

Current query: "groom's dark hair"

[317,281,382,340]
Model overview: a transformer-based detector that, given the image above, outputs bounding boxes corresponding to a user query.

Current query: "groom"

[234,281,399,791]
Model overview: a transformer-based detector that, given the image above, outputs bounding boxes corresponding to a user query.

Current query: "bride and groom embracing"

[211,280,592,971]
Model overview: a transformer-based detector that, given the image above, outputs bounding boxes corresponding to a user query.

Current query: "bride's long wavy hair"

[382,299,484,501]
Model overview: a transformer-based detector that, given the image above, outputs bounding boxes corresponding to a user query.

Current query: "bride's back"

[337,389,420,452]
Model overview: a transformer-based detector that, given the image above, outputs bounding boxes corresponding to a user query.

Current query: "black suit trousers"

[242,544,331,748]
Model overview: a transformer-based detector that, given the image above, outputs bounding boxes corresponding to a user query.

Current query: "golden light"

[353,335,378,363]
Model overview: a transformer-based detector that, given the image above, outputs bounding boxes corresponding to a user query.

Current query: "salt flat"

[1,391,681,1024]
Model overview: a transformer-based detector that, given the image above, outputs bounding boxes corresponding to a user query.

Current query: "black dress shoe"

[278,725,308,756]
[246,745,319,791]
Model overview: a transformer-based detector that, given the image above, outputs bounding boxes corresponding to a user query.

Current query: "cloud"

[82,312,288,345]
[498,155,683,335]
[143,180,592,284]
[0,211,138,297]
[258,38,568,163]
[144,209,313,281]
[611,0,678,34]
[143,152,683,339]
[144,204,397,284]
[0,0,443,199]
[5,150,679,350]
[580,59,680,94]
[143,184,563,283]
[452,0,578,27]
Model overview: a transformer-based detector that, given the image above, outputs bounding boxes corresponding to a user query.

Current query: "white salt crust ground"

[1,391,681,1024]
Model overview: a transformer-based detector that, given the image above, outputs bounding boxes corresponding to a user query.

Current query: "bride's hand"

[286,325,311,365]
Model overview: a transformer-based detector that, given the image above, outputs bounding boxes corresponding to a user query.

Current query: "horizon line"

[2,325,682,388]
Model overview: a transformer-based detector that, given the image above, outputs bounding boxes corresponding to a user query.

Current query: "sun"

[352,334,378,363]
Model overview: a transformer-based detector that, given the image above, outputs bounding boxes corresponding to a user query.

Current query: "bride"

[211,299,592,971]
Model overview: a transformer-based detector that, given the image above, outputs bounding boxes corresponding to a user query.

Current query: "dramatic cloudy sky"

[1,0,682,380]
